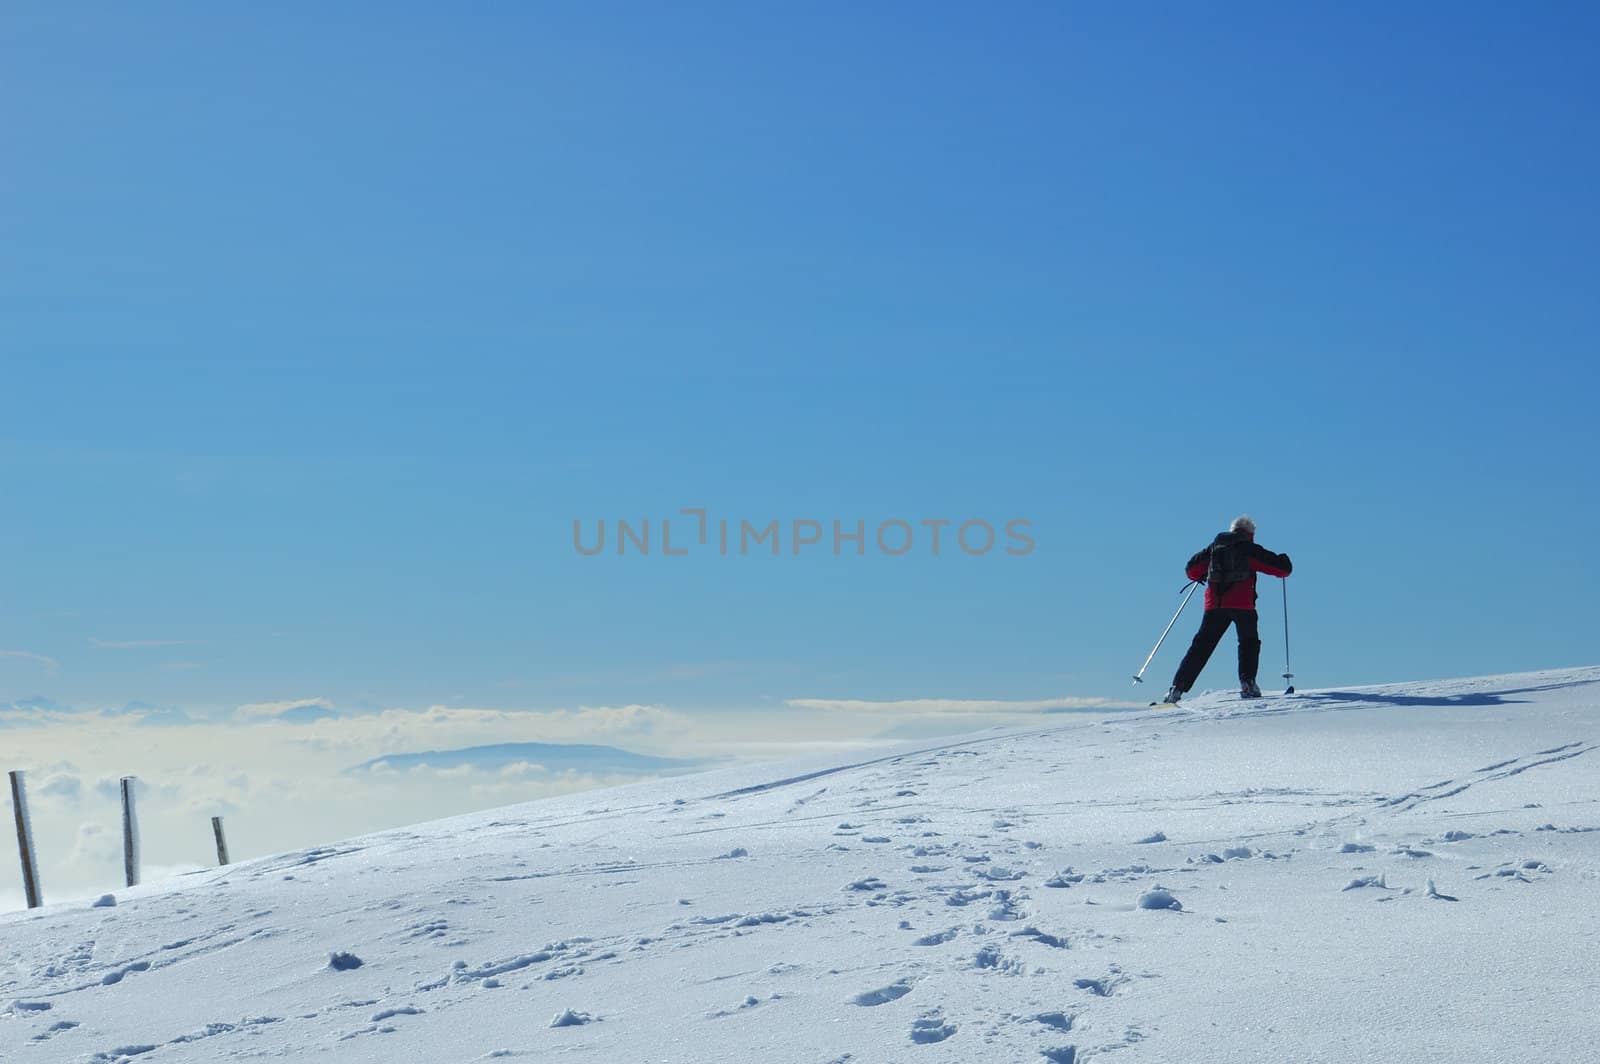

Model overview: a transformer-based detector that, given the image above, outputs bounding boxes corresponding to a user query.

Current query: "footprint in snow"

[371,1006,422,1022]
[101,960,152,985]
[852,981,913,1007]
[1425,879,1458,902]
[1011,926,1070,949]
[973,945,1025,974]
[1073,972,1127,997]
[1475,861,1546,882]
[404,920,450,940]
[735,913,793,927]
[89,1042,160,1059]
[31,1020,80,1042]
[942,886,991,908]
[909,1013,957,1044]
[988,891,1027,921]
[1342,875,1389,891]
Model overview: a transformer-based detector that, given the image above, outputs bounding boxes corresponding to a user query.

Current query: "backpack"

[1206,532,1252,596]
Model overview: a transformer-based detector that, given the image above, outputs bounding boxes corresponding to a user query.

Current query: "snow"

[3,667,1600,1062]
[1134,888,1181,911]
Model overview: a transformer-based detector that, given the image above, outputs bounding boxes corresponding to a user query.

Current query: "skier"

[1163,515,1292,703]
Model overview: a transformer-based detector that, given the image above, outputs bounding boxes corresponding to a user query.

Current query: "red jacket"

[1185,532,1292,610]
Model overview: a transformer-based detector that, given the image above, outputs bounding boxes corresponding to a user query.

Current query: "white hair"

[1230,514,1256,535]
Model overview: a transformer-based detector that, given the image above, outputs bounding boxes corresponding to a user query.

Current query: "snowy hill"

[3,668,1598,1063]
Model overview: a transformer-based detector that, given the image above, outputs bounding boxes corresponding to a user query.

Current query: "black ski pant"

[1171,608,1261,693]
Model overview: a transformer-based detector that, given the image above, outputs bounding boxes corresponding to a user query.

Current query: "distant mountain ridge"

[350,741,708,776]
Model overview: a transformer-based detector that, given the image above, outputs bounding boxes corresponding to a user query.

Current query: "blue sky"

[4,1,1598,730]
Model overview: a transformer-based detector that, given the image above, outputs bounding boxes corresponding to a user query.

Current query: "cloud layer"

[786,694,1139,714]
[0,687,1130,911]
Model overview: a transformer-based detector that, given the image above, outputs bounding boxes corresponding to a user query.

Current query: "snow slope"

[4,668,1599,1063]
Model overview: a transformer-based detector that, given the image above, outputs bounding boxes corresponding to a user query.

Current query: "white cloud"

[461,771,639,806]
[36,773,83,803]
[409,763,478,780]
[70,821,121,867]
[785,694,1136,714]
[0,650,59,675]
[564,703,677,735]
[235,698,336,722]
[284,703,689,757]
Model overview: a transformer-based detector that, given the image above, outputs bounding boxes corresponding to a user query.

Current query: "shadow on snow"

[1297,676,1600,710]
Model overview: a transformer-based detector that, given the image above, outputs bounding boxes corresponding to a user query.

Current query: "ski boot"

[1162,685,1183,705]
[1240,679,1263,699]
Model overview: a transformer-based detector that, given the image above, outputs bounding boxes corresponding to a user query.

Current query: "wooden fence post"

[9,770,42,908]
[121,776,140,888]
[211,816,230,866]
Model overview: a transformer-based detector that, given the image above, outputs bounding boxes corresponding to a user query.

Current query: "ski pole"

[1281,579,1295,694]
[1132,581,1200,685]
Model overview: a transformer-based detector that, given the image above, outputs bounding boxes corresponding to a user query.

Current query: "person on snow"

[1164,515,1292,703]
